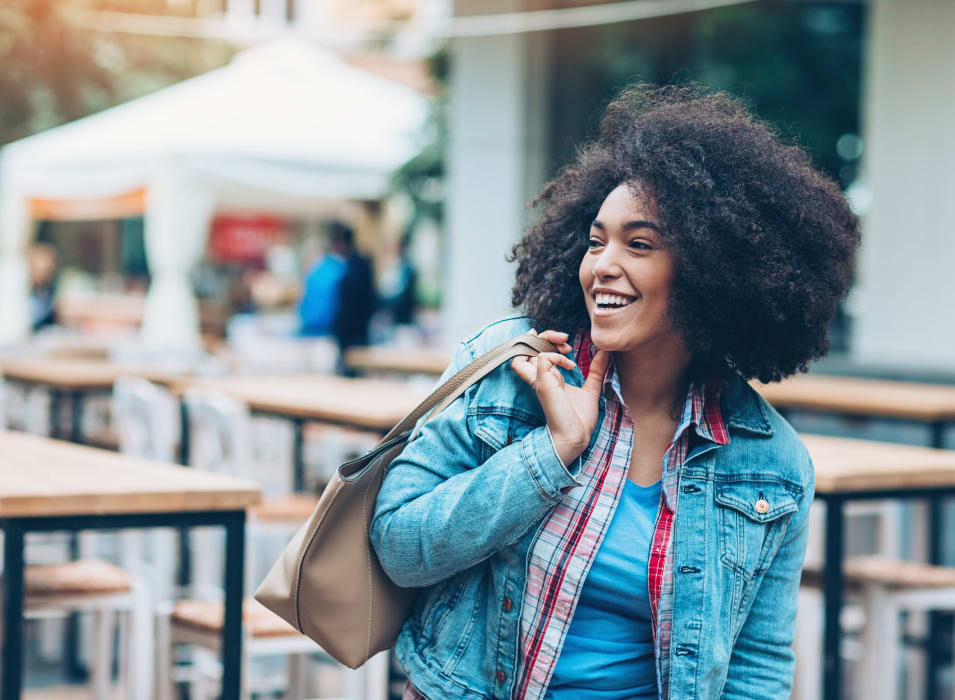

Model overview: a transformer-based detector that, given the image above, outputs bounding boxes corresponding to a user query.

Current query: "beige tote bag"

[254,332,557,668]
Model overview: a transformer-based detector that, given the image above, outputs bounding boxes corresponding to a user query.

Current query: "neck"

[613,336,691,420]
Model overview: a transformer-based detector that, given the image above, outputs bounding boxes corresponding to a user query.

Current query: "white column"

[852,0,955,369]
[140,167,215,350]
[442,1,550,346]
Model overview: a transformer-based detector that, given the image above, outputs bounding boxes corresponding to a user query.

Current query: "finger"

[538,351,575,372]
[537,330,572,354]
[582,349,611,395]
[511,359,535,386]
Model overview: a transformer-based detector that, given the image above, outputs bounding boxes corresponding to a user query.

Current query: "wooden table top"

[0,431,261,518]
[0,357,190,392]
[804,433,955,494]
[343,346,451,376]
[176,374,430,431]
[755,374,955,422]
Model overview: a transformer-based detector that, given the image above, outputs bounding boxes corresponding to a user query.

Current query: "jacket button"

[496,670,507,683]
[754,499,770,514]
[502,596,513,612]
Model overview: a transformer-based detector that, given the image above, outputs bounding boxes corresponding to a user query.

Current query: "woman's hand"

[511,329,610,467]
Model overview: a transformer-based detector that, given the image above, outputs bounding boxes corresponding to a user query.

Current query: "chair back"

[183,388,254,480]
[112,376,180,463]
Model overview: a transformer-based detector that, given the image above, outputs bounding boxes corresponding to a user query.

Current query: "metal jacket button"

[496,670,507,683]
[502,596,512,612]
[754,499,770,514]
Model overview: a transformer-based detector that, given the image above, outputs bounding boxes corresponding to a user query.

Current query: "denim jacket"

[371,316,814,699]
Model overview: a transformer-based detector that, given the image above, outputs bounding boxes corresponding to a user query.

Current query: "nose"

[592,242,623,280]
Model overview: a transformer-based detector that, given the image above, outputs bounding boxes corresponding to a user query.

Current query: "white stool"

[0,559,154,700]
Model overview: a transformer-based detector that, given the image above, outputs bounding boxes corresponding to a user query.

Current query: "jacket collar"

[572,329,775,437]
[720,374,775,436]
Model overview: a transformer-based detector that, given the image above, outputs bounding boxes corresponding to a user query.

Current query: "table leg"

[48,389,61,439]
[292,418,305,492]
[2,523,25,700]
[221,510,246,700]
[927,421,948,700]
[64,390,86,679]
[179,399,190,467]
[823,496,845,700]
[178,400,192,588]
[69,391,84,444]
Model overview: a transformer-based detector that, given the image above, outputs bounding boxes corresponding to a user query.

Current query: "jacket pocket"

[472,411,541,463]
[715,477,800,581]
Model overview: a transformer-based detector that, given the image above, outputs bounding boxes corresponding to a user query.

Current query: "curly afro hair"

[509,84,860,383]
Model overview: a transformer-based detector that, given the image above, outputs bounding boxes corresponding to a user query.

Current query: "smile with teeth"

[594,292,636,309]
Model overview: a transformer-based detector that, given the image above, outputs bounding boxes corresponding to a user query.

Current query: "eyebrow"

[591,219,662,234]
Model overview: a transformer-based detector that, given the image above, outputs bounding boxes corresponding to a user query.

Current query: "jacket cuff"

[520,425,582,500]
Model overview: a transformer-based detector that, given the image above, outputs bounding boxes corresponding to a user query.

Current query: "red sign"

[208,214,286,264]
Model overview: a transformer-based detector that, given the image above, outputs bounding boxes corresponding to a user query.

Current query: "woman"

[371,84,859,699]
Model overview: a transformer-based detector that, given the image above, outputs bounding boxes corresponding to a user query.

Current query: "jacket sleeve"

[370,340,583,588]
[721,459,815,699]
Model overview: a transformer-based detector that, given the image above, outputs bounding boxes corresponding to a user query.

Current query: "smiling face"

[579,183,685,358]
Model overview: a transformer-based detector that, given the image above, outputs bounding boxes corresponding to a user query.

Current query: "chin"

[588,327,630,352]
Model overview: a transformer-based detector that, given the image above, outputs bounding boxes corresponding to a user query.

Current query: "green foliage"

[0,0,234,147]
[390,49,448,230]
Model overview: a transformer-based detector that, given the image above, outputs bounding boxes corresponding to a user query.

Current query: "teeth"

[595,293,634,307]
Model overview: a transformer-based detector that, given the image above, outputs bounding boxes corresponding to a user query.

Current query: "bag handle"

[380,333,558,444]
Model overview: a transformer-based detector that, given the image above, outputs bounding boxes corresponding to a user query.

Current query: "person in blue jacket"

[299,221,376,353]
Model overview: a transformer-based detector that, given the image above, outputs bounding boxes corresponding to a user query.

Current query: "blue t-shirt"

[545,478,661,699]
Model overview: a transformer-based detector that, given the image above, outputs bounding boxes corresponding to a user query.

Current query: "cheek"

[578,259,591,296]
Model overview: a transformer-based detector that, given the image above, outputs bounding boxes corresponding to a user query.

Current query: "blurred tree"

[0,0,114,145]
[0,0,233,147]
[390,49,448,229]
[548,0,865,187]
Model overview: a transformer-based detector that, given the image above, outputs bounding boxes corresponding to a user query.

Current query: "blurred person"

[371,84,860,699]
[378,234,419,327]
[298,221,376,355]
[28,243,58,330]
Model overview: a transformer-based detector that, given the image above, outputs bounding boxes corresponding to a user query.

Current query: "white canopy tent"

[0,36,428,347]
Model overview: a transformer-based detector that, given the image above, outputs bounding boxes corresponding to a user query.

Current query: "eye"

[629,239,652,250]
[587,237,604,249]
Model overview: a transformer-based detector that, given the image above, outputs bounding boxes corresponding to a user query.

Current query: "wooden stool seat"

[252,494,318,523]
[803,556,955,592]
[170,599,301,638]
[25,559,133,596]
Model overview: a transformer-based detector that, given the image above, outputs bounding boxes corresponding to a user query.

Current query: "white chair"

[110,376,182,600]
[0,378,154,698]
[793,498,912,700]
[0,559,154,700]
[163,388,385,700]
[853,557,955,699]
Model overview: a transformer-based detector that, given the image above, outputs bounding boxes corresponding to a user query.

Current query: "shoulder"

[453,314,535,362]
[761,397,814,497]
[720,377,813,498]
[446,314,542,421]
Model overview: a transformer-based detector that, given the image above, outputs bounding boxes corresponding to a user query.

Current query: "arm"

[721,459,815,698]
[370,341,583,588]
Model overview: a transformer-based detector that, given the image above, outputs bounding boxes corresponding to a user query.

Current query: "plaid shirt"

[406,332,728,700]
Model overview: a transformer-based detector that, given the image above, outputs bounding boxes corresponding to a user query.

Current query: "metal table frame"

[776,408,951,700]
[2,378,105,445]
[1,509,246,700]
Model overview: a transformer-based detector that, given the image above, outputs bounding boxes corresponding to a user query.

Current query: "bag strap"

[380,333,558,444]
